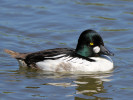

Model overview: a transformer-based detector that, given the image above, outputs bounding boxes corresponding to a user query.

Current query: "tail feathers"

[4,49,27,59]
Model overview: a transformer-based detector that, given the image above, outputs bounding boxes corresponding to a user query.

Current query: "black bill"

[100,45,114,56]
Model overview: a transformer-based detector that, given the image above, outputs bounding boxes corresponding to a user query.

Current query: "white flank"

[36,54,113,72]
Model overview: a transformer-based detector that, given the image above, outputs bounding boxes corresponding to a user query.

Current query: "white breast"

[36,55,113,72]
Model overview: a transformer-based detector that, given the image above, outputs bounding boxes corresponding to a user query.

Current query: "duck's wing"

[4,48,75,68]
[23,48,75,66]
[4,48,74,59]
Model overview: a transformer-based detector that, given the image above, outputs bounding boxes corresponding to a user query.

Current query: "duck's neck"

[75,45,93,57]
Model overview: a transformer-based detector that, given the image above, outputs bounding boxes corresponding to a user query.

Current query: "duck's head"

[75,29,114,57]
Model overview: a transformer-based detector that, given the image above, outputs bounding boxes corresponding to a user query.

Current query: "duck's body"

[35,54,113,72]
[5,29,114,72]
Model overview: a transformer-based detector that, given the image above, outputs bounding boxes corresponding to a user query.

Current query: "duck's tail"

[4,49,27,59]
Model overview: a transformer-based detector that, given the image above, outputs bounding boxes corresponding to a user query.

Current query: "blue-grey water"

[1,0,133,100]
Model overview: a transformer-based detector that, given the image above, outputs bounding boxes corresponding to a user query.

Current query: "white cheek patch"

[93,46,100,53]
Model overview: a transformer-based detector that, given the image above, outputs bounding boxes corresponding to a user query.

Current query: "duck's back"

[24,48,75,67]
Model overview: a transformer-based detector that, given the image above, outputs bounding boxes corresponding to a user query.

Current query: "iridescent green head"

[75,29,114,57]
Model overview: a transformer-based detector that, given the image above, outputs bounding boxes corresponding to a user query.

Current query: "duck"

[4,29,114,72]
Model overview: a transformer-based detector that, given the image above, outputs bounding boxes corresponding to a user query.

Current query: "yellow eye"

[90,42,94,46]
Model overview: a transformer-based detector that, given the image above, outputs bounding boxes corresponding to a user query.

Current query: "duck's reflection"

[74,73,112,99]
[17,67,113,99]
[75,77,104,95]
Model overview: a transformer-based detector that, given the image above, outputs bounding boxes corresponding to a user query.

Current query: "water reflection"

[8,67,112,99]
[17,67,113,99]
[75,76,109,99]
[43,72,112,99]
[1,63,113,99]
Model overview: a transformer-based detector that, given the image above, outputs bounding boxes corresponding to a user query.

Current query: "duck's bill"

[100,45,114,56]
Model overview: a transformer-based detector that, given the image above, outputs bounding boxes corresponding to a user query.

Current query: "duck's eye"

[90,42,94,46]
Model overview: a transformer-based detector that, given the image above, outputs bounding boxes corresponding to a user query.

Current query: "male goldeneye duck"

[4,29,114,72]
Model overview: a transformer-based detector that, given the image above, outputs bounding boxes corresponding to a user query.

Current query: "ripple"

[44,82,77,87]
[92,16,116,20]
[101,28,130,31]
[25,86,40,89]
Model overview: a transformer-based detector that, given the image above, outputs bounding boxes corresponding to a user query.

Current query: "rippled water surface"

[1,0,133,100]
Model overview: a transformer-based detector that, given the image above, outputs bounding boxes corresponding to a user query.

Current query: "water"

[0,0,133,99]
